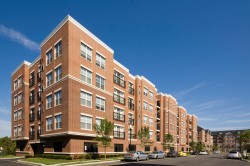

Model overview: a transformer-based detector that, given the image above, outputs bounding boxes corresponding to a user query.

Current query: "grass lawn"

[22,157,123,165]
[0,155,15,158]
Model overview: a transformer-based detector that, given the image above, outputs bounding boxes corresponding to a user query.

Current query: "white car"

[148,151,165,159]
[227,150,242,159]
[199,151,208,155]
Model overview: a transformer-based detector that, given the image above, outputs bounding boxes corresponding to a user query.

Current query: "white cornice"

[29,55,41,69]
[11,61,31,77]
[113,59,129,72]
[135,75,156,88]
[179,106,187,112]
[40,15,114,54]
[129,73,135,80]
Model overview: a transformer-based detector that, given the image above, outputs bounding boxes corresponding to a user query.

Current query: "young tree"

[196,142,205,152]
[137,126,152,150]
[0,137,16,155]
[238,130,250,152]
[189,141,197,152]
[162,134,173,151]
[93,118,114,160]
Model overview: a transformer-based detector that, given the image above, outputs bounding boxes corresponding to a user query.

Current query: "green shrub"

[25,155,32,158]
[65,156,72,160]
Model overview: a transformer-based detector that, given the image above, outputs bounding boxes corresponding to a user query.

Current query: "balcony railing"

[157,124,160,130]
[128,87,134,95]
[29,113,35,122]
[37,73,41,82]
[29,77,35,87]
[29,131,35,140]
[128,102,134,110]
[157,113,160,119]
[114,131,125,139]
[128,118,134,125]
[157,101,161,107]
[30,96,35,105]
[113,94,125,105]
[156,135,160,142]
[37,111,41,120]
[113,112,125,122]
[113,75,125,88]
[37,92,41,102]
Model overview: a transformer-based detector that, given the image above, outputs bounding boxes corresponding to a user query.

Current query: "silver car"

[124,151,149,161]
[227,150,242,159]
[148,151,165,159]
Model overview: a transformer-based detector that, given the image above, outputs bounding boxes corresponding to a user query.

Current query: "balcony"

[37,111,41,120]
[29,77,35,87]
[128,118,134,125]
[37,73,41,82]
[113,75,125,88]
[30,96,35,105]
[29,131,35,140]
[128,87,134,95]
[157,124,160,131]
[113,112,125,122]
[128,102,134,110]
[156,135,160,142]
[157,113,160,119]
[157,101,160,107]
[29,113,35,122]
[113,94,125,105]
[114,131,125,139]
[37,92,41,102]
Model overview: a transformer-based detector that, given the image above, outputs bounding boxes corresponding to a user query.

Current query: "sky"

[0,0,250,137]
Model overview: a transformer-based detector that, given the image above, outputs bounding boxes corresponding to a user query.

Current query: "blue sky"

[0,0,250,137]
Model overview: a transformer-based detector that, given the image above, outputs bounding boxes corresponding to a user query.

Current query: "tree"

[189,141,197,152]
[93,118,114,160]
[212,145,218,151]
[238,130,250,152]
[137,126,152,149]
[162,134,173,151]
[196,142,205,152]
[0,137,16,155]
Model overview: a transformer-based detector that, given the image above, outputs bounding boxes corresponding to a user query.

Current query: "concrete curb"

[17,159,121,166]
[0,157,24,160]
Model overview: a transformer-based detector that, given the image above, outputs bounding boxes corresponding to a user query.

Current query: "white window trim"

[46,70,53,76]
[114,123,124,127]
[80,89,93,95]
[54,38,62,46]
[96,51,106,59]
[96,116,104,120]
[80,40,93,49]
[114,69,125,77]
[46,92,53,97]
[114,105,125,110]
[80,64,93,72]
[114,87,124,93]
[96,95,106,100]
[46,47,52,54]
[54,63,62,70]
[46,115,52,118]
[54,88,62,93]
[96,73,106,79]
[80,113,93,117]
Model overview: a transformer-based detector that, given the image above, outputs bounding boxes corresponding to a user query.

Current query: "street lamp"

[129,125,133,152]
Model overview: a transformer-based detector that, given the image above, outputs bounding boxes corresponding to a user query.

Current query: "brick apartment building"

[11,15,198,156]
[198,126,213,152]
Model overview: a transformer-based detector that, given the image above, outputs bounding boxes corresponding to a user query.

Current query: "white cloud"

[0,25,39,51]
[209,126,249,131]
[199,117,217,122]
[0,106,10,114]
[173,81,208,98]
[222,119,250,124]
[0,119,11,137]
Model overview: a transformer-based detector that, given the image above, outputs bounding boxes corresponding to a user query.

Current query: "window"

[96,75,105,90]
[18,126,22,136]
[55,114,62,129]
[145,145,150,152]
[55,90,62,106]
[80,91,92,107]
[128,98,134,110]
[114,71,125,88]
[55,66,62,82]
[114,107,125,122]
[149,118,153,126]
[84,142,98,152]
[128,82,134,95]
[46,49,52,65]
[80,115,92,130]
[114,144,123,152]
[113,89,125,105]
[14,96,18,106]
[80,67,92,84]
[143,101,148,110]
[14,80,18,90]
[149,91,154,100]
[14,112,18,121]
[149,131,153,138]
[80,42,92,61]
[55,41,62,58]
[18,76,23,87]
[14,127,17,137]
[143,115,148,124]
[144,87,148,96]
[96,97,105,111]
[149,104,153,113]
[96,53,105,69]
[96,118,101,126]
[114,125,125,139]
[46,72,52,86]
[18,109,23,120]
[18,93,23,103]
[46,95,52,109]
[46,117,52,131]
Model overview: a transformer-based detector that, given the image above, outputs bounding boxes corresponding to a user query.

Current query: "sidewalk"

[0,156,24,160]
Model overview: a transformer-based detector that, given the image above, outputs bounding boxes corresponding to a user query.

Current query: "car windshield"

[128,151,136,154]
[229,151,237,154]
[152,151,158,154]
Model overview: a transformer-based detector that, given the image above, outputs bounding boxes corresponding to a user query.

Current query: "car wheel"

[156,155,158,159]
[146,156,149,160]
[136,157,139,162]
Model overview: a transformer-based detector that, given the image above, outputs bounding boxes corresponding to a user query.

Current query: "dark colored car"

[191,151,199,155]
[167,151,178,157]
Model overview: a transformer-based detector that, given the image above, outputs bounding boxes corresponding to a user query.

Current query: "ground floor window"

[19,144,24,151]
[130,145,136,151]
[181,147,184,151]
[54,142,62,152]
[84,142,98,152]
[114,144,123,152]
[145,145,150,152]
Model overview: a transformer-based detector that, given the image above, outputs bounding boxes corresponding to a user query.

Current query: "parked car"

[178,151,187,157]
[191,151,199,155]
[167,151,178,157]
[199,151,208,155]
[124,151,149,161]
[227,150,242,159]
[148,151,165,159]
[213,150,221,154]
